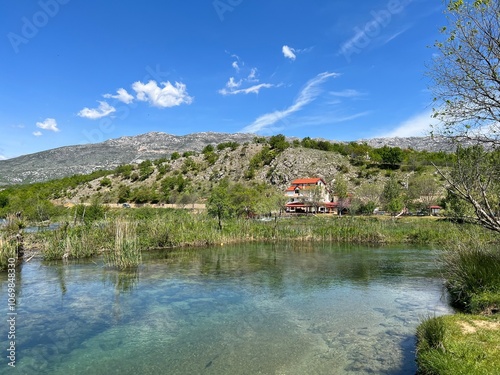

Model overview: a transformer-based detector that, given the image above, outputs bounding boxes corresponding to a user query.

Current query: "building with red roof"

[285,177,335,214]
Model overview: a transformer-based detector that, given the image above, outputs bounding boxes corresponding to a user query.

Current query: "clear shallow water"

[0,243,453,375]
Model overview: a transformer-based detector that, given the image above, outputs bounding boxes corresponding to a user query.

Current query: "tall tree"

[429,0,500,232]
[382,175,404,216]
[333,174,349,216]
[207,179,232,231]
[429,0,500,144]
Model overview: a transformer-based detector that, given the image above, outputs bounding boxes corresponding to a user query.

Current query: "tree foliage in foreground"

[437,145,500,232]
[429,0,500,144]
[429,0,500,233]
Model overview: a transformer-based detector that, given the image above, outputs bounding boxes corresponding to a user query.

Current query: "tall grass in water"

[0,233,17,270]
[442,239,500,314]
[105,220,141,270]
[41,225,103,261]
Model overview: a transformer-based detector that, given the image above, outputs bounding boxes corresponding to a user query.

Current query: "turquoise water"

[1,244,452,374]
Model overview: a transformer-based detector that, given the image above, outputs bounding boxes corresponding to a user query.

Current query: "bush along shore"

[416,238,500,375]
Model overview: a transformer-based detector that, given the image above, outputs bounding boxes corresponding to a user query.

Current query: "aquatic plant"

[0,233,17,270]
[105,220,141,270]
[41,224,104,261]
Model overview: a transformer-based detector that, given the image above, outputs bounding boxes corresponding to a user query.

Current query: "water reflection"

[0,243,452,374]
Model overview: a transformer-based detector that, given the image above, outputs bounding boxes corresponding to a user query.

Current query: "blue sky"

[0,0,445,159]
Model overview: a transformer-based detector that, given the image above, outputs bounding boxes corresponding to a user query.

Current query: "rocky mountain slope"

[0,132,256,185]
[57,143,360,205]
[0,132,457,186]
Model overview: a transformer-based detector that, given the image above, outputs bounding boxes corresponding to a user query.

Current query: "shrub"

[442,242,500,313]
[100,177,112,187]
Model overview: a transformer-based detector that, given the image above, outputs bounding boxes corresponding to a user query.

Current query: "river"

[0,243,453,374]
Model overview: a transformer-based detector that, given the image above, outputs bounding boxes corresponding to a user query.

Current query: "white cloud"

[103,88,134,104]
[33,131,43,137]
[377,110,436,138]
[132,80,193,108]
[0,155,6,160]
[78,101,116,120]
[247,68,258,82]
[220,57,275,95]
[36,118,60,132]
[241,72,340,133]
[329,89,366,98]
[219,83,275,96]
[282,45,297,60]
[226,77,242,89]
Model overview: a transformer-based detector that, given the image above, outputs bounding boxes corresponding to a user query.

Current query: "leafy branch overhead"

[430,0,500,144]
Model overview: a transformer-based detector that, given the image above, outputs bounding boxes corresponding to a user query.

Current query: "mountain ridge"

[0,132,456,185]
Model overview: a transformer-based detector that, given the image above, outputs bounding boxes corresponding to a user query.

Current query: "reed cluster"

[104,220,141,270]
[0,233,17,270]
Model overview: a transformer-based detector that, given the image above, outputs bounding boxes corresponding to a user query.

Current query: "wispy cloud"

[78,101,116,120]
[282,45,296,60]
[220,83,275,96]
[132,80,193,108]
[377,109,436,138]
[219,60,275,96]
[36,118,60,132]
[287,111,372,129]
[241,71,340,133]
[329,89,367,98]
[33,131,43,137]
[384,28,408,44]
[103,88,134,104]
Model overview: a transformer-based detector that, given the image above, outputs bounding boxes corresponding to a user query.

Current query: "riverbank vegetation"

[416,314,500,375]
[19,208,497,263]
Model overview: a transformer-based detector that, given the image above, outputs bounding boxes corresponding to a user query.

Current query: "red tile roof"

[291,178,325,185]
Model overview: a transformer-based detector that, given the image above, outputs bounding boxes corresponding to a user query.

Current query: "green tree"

[269,134,290,151]
[382,175,404,215]
[333,174,349,216]
[117,184,131,203]
[202,144,215,154]
[207,179,232,230]
[373,146,403,167]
